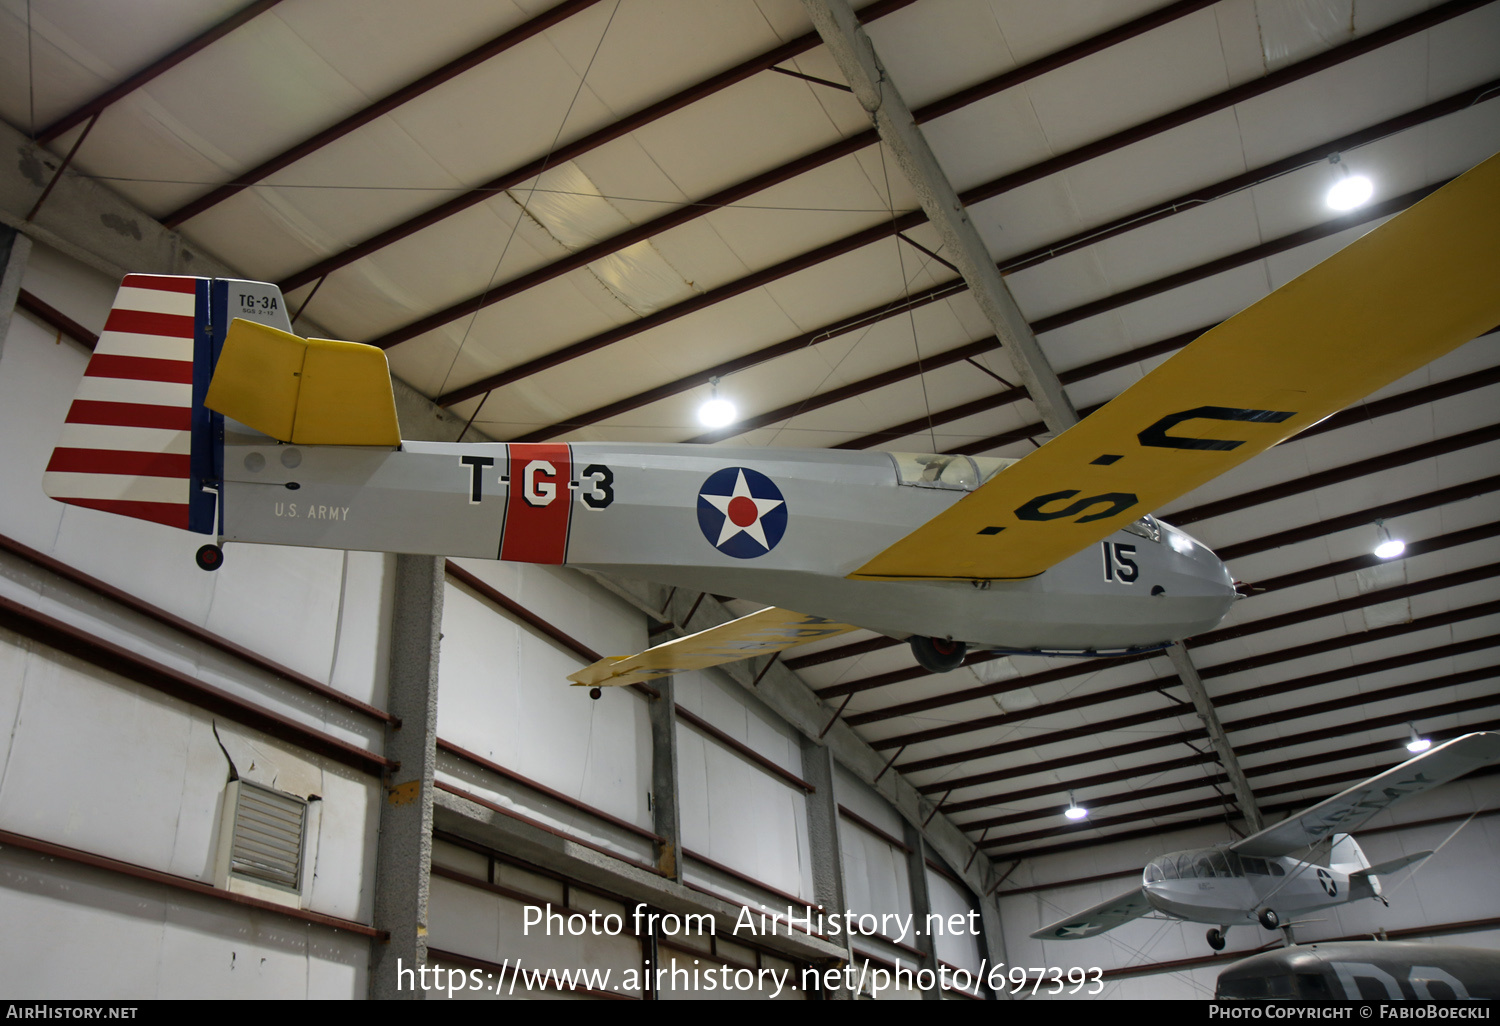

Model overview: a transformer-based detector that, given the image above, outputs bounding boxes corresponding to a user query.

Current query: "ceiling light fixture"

[1325,153,1373,211]
[1406,723,1432,754]
[1373,519,1406,560]
[697,376,737,428]
[1064,790,1088,821]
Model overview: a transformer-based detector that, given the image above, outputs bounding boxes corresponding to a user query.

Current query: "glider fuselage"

[220,434,1237,651]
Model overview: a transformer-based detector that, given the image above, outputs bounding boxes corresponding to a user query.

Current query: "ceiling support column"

[976,890,1011,1000]
[901,824,942,999]
[0,227,33,363]
[800,0,1078,434]
[1167,642,1263,833]
[647,675,684,883]
[369,554,445,999]
[799,739,857,998]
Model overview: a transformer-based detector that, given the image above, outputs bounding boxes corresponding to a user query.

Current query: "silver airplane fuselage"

[1143,848,1367,926]
[218,434,1237,651]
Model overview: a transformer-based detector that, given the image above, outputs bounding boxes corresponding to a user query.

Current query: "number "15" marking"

[1102,542,1138,583]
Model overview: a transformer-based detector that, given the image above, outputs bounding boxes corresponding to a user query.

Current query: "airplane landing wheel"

[589,687,603,701]
[1206,928,1226,951]
[195,544,224,572]
[911,636,967,672]
[1257,907,1280,930]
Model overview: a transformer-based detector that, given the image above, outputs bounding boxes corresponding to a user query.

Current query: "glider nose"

[1160,522,1237,627]
[1164,521,1231,578]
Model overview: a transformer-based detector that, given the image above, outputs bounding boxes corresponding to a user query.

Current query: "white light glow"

[1374,538,1406,560]
[698,396,737,428]
[1406,736,1432,754]
[1327,174,1373,211]
[1064,803,1088,821]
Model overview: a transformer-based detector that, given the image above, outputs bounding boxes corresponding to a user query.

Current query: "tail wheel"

[1206,928,1226,951]
[195,544,224,572]
[911,636,967,672]
[1257,907,1280,930]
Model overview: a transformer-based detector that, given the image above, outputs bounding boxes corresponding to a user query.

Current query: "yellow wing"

[854,152,1500,581]
[568,607,860,688]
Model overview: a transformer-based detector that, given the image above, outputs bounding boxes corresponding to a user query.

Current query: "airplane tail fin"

[1331,832,1394,899]
[43,275,295,533]
[1329,833,1370,873]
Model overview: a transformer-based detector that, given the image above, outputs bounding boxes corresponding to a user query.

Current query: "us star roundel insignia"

[697,467,788,559]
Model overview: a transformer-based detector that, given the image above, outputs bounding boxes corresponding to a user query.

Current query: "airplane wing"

[1232,732,1500,858]
[852,152,1500,581]
[567,607,860,688]
[1030,886,1155,940]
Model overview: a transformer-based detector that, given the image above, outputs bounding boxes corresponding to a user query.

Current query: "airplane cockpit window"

[1208,853,1231,877]
[1145,862,1163,883]
[890,453,976,490]
[1193,856,1214,879]
[1176,854,1195,878]
[972,455,1016,486]
[1122,515,1161,543]
[887,453,1018,492]
[1241,856,1268,875]
[1269,861,1286,877]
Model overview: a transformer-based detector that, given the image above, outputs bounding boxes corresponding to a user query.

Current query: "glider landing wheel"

[1206,928,1226,951]
[589,687,603,701]
[1257,907,1280,931]
[911,636,967,673]
[195,544,224,572]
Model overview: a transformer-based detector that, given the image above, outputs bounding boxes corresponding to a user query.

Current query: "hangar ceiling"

[3,0,1498,879]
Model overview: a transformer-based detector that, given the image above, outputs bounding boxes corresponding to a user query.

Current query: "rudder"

[44,274,209,531]
[43,274,292,535]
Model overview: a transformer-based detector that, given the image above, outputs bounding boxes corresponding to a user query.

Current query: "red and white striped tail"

[43,274,201,529]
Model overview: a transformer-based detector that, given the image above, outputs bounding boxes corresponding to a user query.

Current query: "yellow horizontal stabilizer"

[205,319,401,446]
[854,151,1500,582]
[568,607,860,688]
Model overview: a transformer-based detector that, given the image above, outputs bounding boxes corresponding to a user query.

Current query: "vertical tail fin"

[43,274,292,534]
[1329,833,1370,870]
[1330,832,1380,897]
[43,274,211,531]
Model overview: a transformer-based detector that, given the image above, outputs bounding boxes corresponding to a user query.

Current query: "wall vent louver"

[227,781,306,891]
